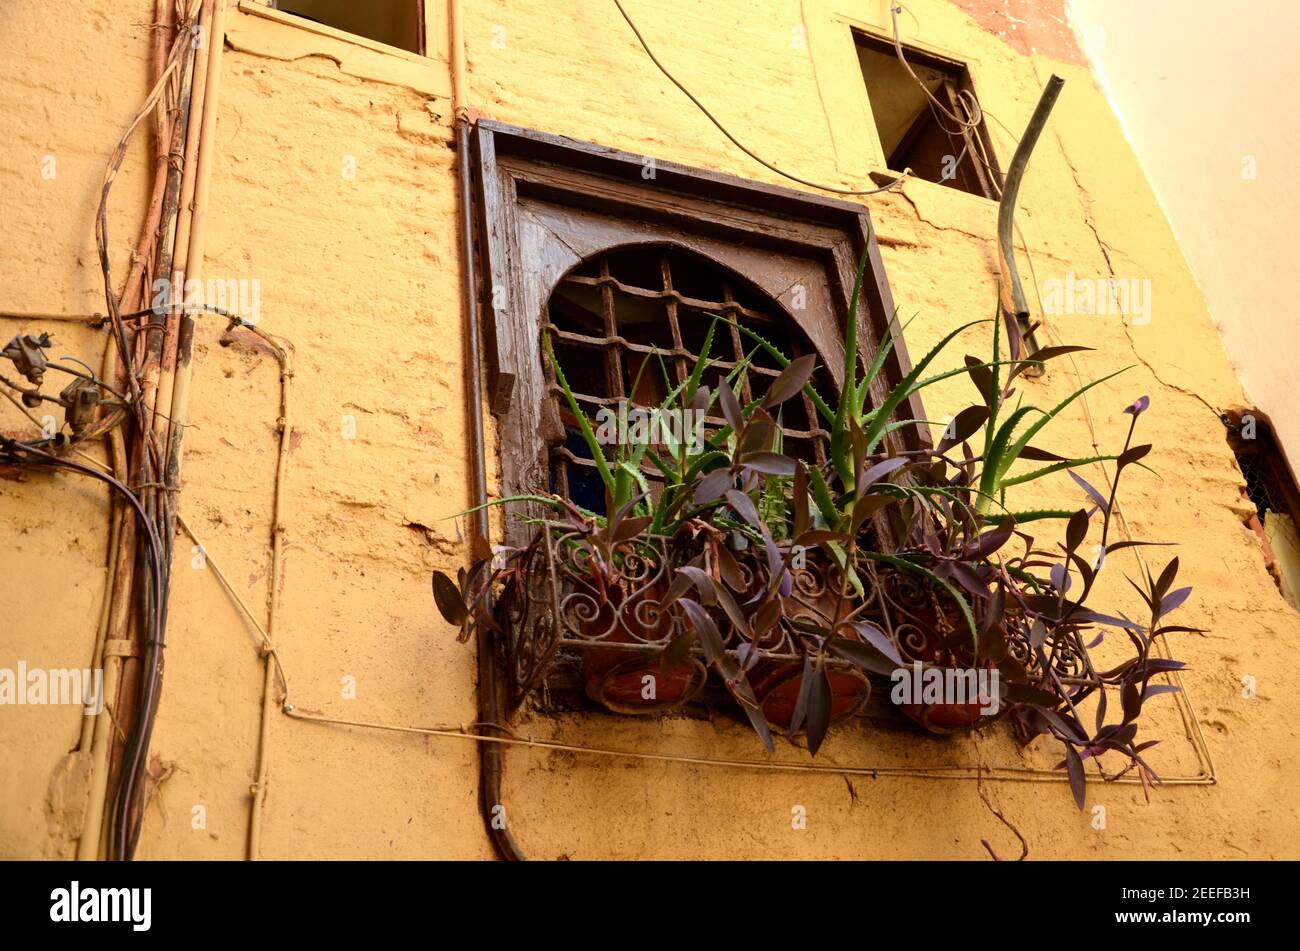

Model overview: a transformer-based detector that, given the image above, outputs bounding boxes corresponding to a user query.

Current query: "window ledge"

[231,1,450,98]
[872,169,1000,207]
[236,1,444,67]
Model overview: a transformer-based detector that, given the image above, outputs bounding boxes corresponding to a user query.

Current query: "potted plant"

[434,253,1194,808]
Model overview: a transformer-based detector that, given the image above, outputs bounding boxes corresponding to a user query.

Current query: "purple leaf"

[725,489,762,531]
[851,493,894,533]
[1117,443,1152,469]
[718,657,775,753]
[1019,445,1068,462]
[1068,470,1110,515]
[431,570,469,627]
[827,636,901,676]
[1066,509,1089,551]
[858,456,908,489]
[1159,585,1193,617]
[694,468,733,506]
[967,519,1015,559]
[805,659,832,755]
[679,599,724,663]
[1121,681,1142,724]
[718,379,744,434]
[741,451,796,477]
[938,405,990,451]
[778,565,793,597]
[789,653,815,734]
[1075,609,1146,631]
[1154,556,1181,601]
[1063,743,1087,810]
[762,533,785,587]
[677,565,718,606]
[849,621,903,666]
[762,353,817,409]
[965,356,994,407]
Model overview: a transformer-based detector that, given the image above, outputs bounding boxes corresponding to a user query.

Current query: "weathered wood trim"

[472,120,927,545]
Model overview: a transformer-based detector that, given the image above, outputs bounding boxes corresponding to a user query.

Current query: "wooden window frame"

[471,120,926,544]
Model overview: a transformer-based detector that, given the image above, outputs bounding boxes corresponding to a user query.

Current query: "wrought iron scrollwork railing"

[494,524,1101,726]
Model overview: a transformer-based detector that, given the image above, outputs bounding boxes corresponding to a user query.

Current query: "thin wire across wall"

[178,498,1213,789]
[611,0,908,197]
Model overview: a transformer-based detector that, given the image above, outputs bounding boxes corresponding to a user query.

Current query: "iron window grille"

[544,245,836,511]
[471,120,925,548]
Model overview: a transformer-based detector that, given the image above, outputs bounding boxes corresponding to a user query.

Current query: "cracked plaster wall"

[1,0,1297,859]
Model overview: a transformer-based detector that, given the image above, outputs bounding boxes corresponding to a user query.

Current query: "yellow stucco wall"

[0,0,158,859]
[2,0,1297,859]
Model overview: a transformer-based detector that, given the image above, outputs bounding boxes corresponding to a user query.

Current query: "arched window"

[472,122,921,547]
[542,245,834,513]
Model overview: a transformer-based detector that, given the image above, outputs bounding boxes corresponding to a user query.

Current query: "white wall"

[1069,0,1300,468]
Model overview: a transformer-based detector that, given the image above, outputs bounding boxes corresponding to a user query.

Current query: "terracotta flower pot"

[752,661,871,733]
[890,626,1004,733]
[898,695,992,733]
[883,574,1005,733]
[576,577,706,714]
[741,552,874,734]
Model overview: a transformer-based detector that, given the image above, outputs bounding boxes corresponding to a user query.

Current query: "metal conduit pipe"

[79,0,183,860]
[996,74,1064,367]
[449,0,526,862]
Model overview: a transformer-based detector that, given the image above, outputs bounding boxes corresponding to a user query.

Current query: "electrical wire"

[889,3,983,135]
[99,0,204,862]
[611,0,907,197]
[885,3,1006,195]
[176,512,1212,789]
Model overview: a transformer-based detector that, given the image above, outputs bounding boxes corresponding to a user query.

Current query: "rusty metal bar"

[997,74,1064,362]
[457,116,526,862]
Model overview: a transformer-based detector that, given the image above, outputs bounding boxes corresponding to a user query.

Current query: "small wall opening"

[270,0,425,54]
[1225,409,1300,608]
[855,31,1000,199]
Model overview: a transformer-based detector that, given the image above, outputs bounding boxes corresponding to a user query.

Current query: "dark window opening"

[1226,409,1300,607]
[544,246,834,516]
[855,31,1000,199]
[271,0,425,55]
